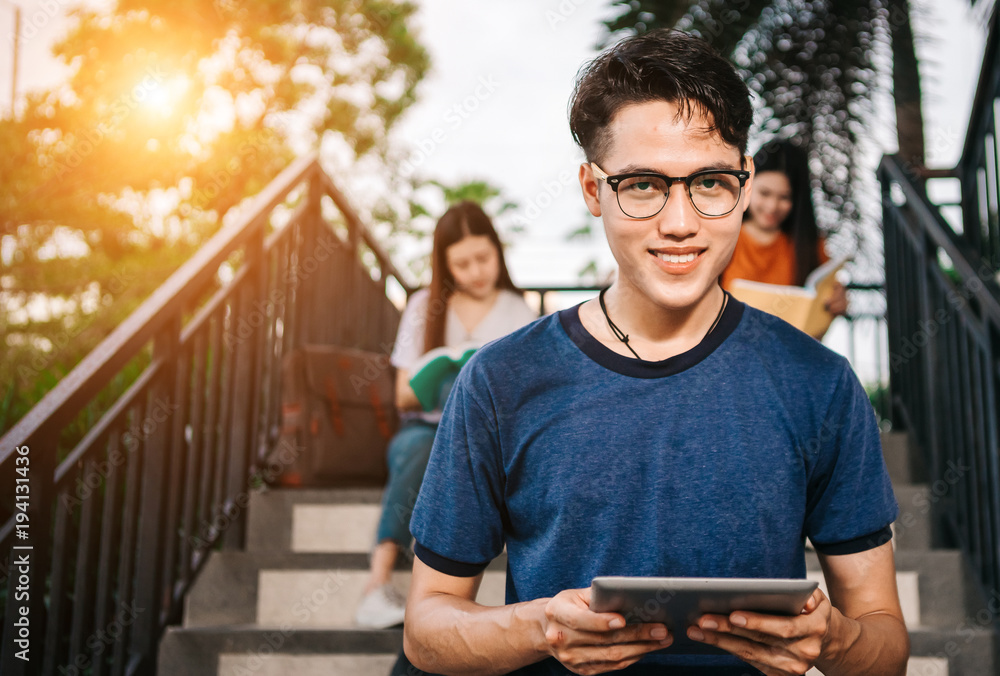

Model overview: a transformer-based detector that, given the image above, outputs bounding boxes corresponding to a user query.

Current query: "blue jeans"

[375,419,438,546]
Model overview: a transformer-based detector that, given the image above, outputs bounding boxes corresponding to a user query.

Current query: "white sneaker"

[355,584,407,629]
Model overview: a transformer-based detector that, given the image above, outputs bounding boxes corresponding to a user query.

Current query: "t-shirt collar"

[557,292,745,378]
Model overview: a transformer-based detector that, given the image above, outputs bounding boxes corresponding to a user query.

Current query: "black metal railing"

[841,284,890,421]
[0,155,413,676]
[881,154,1000,603]
[958,5,1000,271]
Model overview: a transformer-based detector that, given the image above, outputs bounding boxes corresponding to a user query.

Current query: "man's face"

[579,100,752,313]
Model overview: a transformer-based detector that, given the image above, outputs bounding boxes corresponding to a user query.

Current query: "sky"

[0,0,992,376]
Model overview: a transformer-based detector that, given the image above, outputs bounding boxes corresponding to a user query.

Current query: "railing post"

[916,227,943,492]
[222,229,266,550]
[129,319,180,670]
[294,169,324,347]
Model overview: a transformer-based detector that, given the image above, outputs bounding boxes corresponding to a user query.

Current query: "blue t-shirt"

[410,298,898,675]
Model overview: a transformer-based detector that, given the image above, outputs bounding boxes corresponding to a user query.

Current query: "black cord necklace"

[598,288,729,361]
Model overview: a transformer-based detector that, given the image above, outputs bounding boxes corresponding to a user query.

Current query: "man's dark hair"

[569,29,753,163]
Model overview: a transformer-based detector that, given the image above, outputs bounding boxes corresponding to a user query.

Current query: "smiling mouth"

[652,251,701,264]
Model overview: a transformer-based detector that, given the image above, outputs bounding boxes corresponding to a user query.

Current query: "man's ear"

[579,162,602,217]
[741,154,754,214]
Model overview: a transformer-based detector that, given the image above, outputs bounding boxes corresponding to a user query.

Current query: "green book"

[408,343,479,411]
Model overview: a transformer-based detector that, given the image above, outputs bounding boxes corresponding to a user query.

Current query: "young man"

[402,30,908,676]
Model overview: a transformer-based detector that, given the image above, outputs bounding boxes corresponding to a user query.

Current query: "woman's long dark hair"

[749,141,820,286]
[422,201,518,353]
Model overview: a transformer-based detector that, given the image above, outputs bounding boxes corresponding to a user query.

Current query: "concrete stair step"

[252,487,937,556]
[158,626,970,676]
[162,435,994,676]
[158,627,404,676]
[188,548,962,632]
[246,488,383,553]
[806,569,920,628]
[882,431,929,487]
[814,656,950,676]
[906,625,996,675]
[183,550,507,628]
[893,484,935,550]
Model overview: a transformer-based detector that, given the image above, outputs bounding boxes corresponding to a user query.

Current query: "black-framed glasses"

[591,162,750,219]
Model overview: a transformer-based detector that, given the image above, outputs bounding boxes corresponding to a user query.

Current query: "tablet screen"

[590,576,818,654]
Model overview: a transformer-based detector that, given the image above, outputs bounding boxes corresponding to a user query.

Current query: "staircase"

[157,487,505,675]
[156,432,995,675]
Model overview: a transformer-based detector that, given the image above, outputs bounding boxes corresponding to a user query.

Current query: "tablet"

[590,577,818,654]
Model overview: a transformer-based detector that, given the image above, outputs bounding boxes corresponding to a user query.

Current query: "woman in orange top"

[722,141,848,316]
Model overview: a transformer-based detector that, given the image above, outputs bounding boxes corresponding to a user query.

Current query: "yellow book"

[729,255,849,338]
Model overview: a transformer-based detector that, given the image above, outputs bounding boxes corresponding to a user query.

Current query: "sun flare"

[142,75,191,117]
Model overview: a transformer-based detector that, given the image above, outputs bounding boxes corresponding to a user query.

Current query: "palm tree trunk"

[887,0,926,176]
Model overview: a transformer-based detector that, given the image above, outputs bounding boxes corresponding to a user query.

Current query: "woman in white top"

[355,201,537,628]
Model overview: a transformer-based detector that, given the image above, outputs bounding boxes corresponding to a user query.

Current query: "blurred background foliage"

[0,0,429,435]
[603,0,934,281]
[1,0,973,434]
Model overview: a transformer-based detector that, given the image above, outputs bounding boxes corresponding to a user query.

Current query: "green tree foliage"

[0,0,429,435]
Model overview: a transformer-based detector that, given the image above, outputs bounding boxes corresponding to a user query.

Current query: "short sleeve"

[390,289,429,370]
[410,362,507,575]
[804,363,899,554]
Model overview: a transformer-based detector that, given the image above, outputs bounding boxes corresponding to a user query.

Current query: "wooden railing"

[0,155,412,676]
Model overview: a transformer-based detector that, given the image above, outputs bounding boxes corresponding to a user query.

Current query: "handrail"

[0,154,411,675]
[318,170,415,294]
[0,154,320,465]
[882,157,1000,325]
[959,4,1000,181]
[957,5,1000,268]
[880,152,1000,612]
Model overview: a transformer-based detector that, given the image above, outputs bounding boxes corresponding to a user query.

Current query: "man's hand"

[687,588,833,675]
[541,587,673,675]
